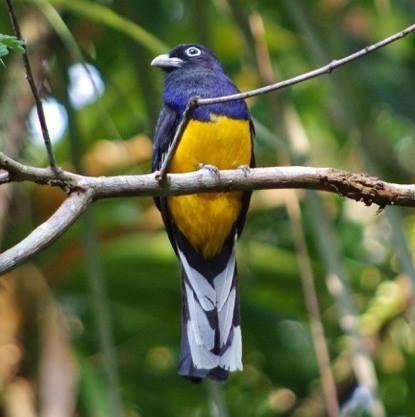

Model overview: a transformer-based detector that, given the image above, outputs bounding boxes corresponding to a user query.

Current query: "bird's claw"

[154,170,163,182]
[198,163,220,179]
[238,165,250,177]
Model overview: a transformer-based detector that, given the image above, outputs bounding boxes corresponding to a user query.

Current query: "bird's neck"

[163,70,249,121]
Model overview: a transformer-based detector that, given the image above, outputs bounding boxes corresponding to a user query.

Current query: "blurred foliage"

[1,1,415,417]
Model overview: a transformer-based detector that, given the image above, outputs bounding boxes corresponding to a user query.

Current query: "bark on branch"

[1,152,415,205]
[1,151,415,274]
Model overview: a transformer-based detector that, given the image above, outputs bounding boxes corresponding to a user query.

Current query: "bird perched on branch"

[151,44,254,382]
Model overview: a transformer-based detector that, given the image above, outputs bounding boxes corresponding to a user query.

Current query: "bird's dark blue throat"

[151,44,249,121]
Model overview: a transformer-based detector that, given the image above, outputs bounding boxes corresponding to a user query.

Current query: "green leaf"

[0,34,25,52]
[0,34,25,66]
[0,43,8,57]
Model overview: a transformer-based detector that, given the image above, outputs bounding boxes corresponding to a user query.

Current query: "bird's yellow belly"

[168,116,252,259]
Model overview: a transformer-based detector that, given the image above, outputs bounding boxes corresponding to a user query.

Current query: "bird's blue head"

[151,44,223,73]
[151,44,249,121]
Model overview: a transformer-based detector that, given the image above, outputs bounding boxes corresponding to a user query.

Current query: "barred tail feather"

[177,236,242,382]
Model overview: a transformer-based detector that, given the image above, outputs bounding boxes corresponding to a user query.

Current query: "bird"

[151,44,254,382]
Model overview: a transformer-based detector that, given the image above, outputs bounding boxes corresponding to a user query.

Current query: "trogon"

[151,44,254,382]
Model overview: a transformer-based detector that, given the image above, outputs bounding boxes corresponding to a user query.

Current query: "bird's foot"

[238,164,250,177]
[154,170,164,183]
[198,163,220,179]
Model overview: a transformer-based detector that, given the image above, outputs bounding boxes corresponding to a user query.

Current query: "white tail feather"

[218,288,236,346]
[214,245,236,311]
[185,283,215,349]
[186,321,218,369]
[219,326,243,371]
[179,249,216,310]
[179,241,242,371]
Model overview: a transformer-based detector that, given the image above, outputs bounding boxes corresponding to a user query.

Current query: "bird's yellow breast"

[168,115,252,259]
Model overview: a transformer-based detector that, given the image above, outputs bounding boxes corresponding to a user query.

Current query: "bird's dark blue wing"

[152,105,180,253]
[152,105,180,174]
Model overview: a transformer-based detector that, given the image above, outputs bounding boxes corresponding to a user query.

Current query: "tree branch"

[156,22,415,179]
[1,152,415,206]
[0,190,93,274]
[1,151,415,274]
[0,150,80,187]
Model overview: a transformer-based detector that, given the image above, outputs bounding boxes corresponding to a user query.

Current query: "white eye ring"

[185,47,201,57]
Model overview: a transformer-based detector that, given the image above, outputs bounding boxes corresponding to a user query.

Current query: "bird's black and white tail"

[175,231,242,382]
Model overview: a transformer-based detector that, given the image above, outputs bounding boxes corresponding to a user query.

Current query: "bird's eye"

[185,47,201,57]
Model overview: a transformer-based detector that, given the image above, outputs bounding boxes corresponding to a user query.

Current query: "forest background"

[1,1,415,416]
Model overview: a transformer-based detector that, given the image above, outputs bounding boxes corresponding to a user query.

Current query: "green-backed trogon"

[151,44,254,382]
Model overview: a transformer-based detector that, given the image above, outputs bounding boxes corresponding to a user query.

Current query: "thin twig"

[156,97,199,180]
[0,152,79,187]
[4,0,58,172]
[199,23,415,105]
[156,22,415,179]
